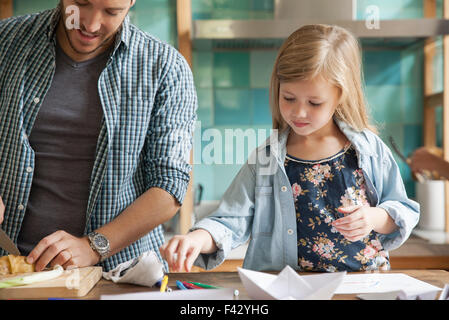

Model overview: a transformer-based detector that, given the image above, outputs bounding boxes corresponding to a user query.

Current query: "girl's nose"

[293,104,307,118]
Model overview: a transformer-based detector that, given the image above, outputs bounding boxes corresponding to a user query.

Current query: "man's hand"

[409,147,446,179]
[0,196,4,225]
[27,230,100,271]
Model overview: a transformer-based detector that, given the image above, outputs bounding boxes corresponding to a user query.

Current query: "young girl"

[160,24,419,272]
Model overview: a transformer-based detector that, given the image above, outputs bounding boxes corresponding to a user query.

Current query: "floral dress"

[284,144,389,272]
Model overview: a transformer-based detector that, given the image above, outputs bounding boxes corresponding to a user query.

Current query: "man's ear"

[130,0,136,8]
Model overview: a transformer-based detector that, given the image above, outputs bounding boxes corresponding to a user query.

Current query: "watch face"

[94,234,109,250]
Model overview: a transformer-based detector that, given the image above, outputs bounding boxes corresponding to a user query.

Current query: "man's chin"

[68,37,105,55]
[73,45,102,55]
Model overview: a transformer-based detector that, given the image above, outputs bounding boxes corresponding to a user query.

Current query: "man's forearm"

[95,187,181,257]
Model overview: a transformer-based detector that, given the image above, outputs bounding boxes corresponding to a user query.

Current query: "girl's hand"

[332,205,397,242]
[159,229,216,272]
[27,230,100,271]
[332,205,374,242]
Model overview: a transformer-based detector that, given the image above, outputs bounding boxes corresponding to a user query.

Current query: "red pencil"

[182,281,203,289]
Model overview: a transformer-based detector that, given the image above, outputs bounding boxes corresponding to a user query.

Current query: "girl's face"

[279,77,341,138]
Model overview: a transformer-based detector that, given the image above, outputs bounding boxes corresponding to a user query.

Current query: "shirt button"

[26,167,33,173]
[33,97,40,104]
[287,229,294,235]
[18,204,24,211]
[281,186,288,192]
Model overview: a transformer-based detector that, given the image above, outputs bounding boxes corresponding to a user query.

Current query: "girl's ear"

[336,87,344,109]
[337,86,343,102]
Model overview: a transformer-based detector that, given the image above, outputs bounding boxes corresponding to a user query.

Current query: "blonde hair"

[270,24,377,134]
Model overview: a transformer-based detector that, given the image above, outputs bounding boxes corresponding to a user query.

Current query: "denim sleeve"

[144,51,198,205]
[376,148,420,251]
[190,162,256,270]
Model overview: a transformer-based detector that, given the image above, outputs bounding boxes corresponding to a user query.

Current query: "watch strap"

[88,231,110,262]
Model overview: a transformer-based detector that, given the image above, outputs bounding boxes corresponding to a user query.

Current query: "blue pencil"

[176,280,188,290]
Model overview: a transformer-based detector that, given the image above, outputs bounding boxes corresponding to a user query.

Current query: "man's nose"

[82,11,102,34]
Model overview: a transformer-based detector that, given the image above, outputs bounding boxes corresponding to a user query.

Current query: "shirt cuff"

[147,176,189,205]
[377,201,419,251]
[190,220,233,270]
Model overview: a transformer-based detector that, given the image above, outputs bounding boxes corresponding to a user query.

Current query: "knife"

[388,136,426,183]
[0,228,21,256]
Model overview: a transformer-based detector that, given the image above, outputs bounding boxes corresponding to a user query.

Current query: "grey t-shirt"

[17,42,111,254]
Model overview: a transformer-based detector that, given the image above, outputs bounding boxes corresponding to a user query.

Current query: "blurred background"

[5,0,444,202]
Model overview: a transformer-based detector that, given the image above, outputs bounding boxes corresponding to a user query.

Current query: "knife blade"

[388,136,410,165]
[388,136,426,183]
[0,228,20,256]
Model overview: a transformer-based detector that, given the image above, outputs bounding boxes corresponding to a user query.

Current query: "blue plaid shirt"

[0,7,197,271]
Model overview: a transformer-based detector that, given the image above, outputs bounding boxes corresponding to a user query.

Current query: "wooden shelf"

[176,0,194,234]
[0,0,13,20]
[185,235,449,272]
[187,257,449,272]
[423,0,449,233]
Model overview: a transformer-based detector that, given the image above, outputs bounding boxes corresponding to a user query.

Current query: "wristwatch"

[88,231,110,262]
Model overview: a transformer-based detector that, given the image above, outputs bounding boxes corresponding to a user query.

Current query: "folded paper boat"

[237,265,346,300]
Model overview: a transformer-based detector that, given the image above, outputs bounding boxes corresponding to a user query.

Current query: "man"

[0,0,197,272]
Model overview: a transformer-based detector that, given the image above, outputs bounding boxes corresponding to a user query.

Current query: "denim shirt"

[192,119,420,271]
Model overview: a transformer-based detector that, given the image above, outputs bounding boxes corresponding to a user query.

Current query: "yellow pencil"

[160,275,168,292]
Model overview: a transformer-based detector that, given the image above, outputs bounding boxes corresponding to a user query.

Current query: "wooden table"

[82,269,449,300]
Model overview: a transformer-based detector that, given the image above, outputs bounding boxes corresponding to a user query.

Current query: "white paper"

[336,273,441,297]
[358,290,439,300]
[102,250,164,287]
[237,266,346,300]
[357,291,404,300]
[101,288,237,300]
[438,284,449,300]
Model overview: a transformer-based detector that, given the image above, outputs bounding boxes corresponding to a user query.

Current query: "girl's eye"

[309,101,322,107]
[283,96,296,102]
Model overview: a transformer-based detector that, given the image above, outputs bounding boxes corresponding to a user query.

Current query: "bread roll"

[0,255,35,276]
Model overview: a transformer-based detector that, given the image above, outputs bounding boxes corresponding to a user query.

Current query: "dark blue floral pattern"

[285,145,389,272]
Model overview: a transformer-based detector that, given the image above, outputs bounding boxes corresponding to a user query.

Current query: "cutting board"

[0,266,102,299]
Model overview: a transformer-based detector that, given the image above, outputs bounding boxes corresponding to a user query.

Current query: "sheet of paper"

[101,288,237,300]
[439,284,449,300]
[335,273,441,296]
[356,291,404,300]
[358,290,439,300]
[237,266,346,300]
